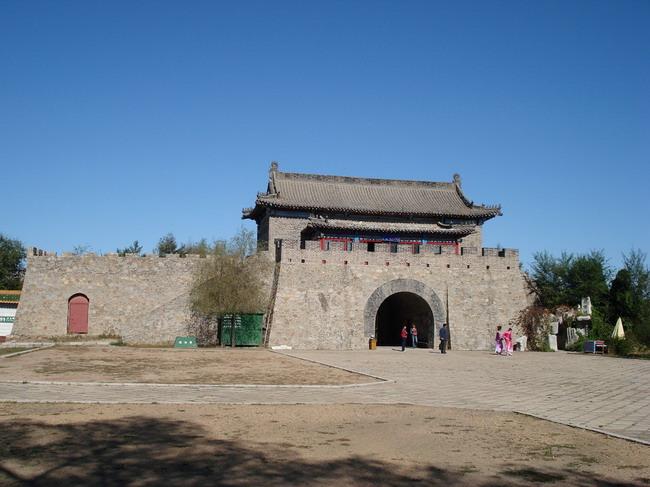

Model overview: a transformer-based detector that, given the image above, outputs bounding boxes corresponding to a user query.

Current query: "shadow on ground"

[0,417,646,486]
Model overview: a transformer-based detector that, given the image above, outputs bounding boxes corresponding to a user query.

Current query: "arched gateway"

[364,279,446,347]
[67,293,89,334]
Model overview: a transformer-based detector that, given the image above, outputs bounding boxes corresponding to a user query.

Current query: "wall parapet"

[277,239,519,267]
[28,252,208,259]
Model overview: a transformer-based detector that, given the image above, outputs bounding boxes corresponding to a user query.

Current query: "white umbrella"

[611,317,625,339]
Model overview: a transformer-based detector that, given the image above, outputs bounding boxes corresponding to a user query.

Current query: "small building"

[0,291,21,342]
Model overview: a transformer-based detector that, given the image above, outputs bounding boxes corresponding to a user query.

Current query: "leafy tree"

[621,249,650,345]
[72,244,92,255]
[531,248,650,348]
[623,249,650,302]
[0,234,26,289]
[190,228,270,345]
[564,251,610,309]
[117,240,143,256]
[609,269,634,322]
[228,227,256,259]
[635,302,650,346]
[530,251,571,307]
[156,233,180,256]
[530,251,609,308]
[183,238,211,257]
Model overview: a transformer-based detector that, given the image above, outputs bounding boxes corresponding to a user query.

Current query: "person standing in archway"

[410,323,418,348]
[439,323,448,354]
[400,326,408,351]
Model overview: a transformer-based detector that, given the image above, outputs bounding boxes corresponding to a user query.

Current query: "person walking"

[503,327,513,356]
[495,325,504,355]
[410,323,418,348]
[439,323,448,354]
[400,325,408,352]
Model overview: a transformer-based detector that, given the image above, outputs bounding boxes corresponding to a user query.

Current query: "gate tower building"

[243,163,530,350]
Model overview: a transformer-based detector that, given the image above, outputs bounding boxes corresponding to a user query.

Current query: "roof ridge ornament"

[268,161,279,194]
[453,173,462,188]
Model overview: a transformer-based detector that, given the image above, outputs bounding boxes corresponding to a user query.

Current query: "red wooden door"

[67,295,89,334]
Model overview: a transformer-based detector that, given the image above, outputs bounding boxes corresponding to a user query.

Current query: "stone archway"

[364,279,446,347]
[375,292,433,346]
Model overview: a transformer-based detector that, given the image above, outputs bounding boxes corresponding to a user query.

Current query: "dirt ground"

[0,346,375,385]
[0,403,648,486]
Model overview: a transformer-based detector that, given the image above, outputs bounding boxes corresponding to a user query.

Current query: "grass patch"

[577,456,598,465]
[0,348,28,356]
[51,335,98,342]
[458,464,479,475]
[528,444,577,461]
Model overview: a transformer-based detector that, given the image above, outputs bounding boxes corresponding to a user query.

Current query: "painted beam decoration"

[0,291,21,304]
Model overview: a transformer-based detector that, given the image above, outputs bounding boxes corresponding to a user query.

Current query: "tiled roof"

[307,218,476,236]
[244,163,501,219]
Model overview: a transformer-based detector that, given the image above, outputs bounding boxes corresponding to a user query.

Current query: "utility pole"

[446,285,451,350]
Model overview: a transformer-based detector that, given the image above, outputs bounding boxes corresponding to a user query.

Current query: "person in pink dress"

[502,327,513,356]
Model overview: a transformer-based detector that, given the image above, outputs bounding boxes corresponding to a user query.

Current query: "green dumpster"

[221,314,264,346]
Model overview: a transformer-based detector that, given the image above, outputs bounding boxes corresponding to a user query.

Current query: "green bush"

[607,336,637,357]
[539,340,554,352]
[588,309,613,341]
[566,335,586,352]
[513,306,553,351]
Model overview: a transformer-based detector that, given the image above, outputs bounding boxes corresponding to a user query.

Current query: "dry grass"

[0,346,376,385]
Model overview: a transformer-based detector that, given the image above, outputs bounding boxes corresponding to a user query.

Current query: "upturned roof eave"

[248,199,501,220]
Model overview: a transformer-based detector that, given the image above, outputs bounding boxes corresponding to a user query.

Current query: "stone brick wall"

[13,254,202,344]
[267,240,530,350]
[268,216,310,244]
[459,226,482,248]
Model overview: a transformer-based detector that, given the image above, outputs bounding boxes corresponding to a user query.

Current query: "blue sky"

[2,0,648,271]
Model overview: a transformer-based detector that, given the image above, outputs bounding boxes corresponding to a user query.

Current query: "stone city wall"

[268,240,530,350]
[459,225,482,248]
[13,239,530,350]
[13,254,203,344]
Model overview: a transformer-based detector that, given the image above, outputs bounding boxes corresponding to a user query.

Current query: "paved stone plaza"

[1,348,648,444]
